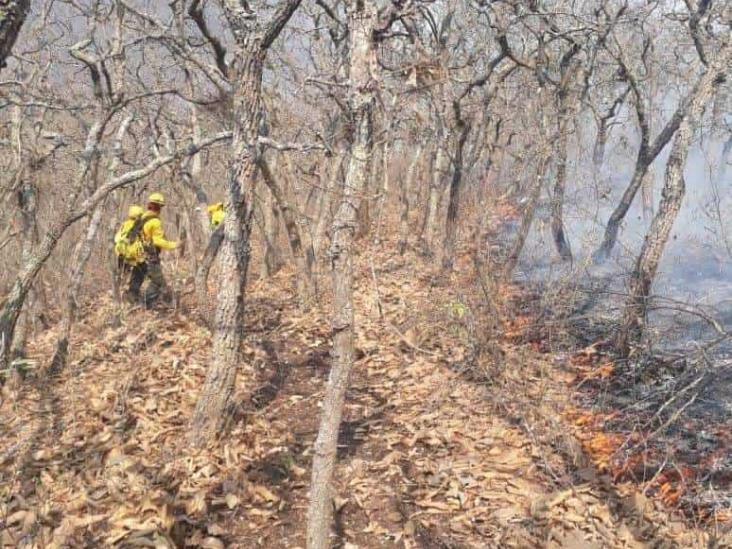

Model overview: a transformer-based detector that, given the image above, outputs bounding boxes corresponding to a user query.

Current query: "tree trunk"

[441,119,471,271]
[592,121,608,167]
[194,226,224,325]
[615,43,731,356]
[0,0,30,70]
[640,166,655,221]
[550,115,573,262]
[259,183,283,278]
[420,143,447,256]
[502,151,550,277]
[373,139,391,244]
[398,143,423,255]
[189,0,302,445]
[50,203,106,374]
[189,47,264,445]
[356,140,379,240]
[313,153,344,257]
[307,4,376,547]
[259,156,316,304]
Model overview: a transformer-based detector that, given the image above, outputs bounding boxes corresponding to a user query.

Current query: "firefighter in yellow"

[126,192,178,307]
[207,202,225,229]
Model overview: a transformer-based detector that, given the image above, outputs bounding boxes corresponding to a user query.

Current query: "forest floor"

[1,239,730,548]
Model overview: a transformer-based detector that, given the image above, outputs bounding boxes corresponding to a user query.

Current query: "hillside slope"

[0,245,725,548]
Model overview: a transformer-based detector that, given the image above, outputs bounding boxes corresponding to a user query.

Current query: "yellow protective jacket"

[207,202,225,228]
[141,211,177,252]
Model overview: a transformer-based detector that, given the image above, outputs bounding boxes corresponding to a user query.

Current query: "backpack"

[114,216,146,265]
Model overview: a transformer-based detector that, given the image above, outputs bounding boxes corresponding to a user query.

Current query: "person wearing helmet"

[126,192,178,307]
[207,202,225,229]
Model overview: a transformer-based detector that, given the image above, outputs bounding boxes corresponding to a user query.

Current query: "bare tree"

[189,0,302,445]
[615,39,731,356]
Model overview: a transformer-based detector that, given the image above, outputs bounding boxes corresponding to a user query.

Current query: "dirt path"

[0,249,725,548]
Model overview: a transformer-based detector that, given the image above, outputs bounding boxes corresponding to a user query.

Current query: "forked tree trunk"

[307,4,376,547]
[398,143,423,255]
[594,73,707,262]
[189,0,302,445]
[190,48,264,445]
[502,151,550,277]
[0,0,30,70]
[615,43,731,356]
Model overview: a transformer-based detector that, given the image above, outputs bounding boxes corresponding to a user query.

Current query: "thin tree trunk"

[615,43,731,356]
[50,203,106,373]
[417,147,436,239]
[259,183,283,278]
[442,118,471,271]
[259,156,316,304]
[502,152,550,278]
[307,4,376,547]
[420,143,447,256]
[373,139,391,244]
[356,140,379,240]
[550,115,573,261]
[194,226,224,325]
[313,153,344,258]
[398,143,423,255]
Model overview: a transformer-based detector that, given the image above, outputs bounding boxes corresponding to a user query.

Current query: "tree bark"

[307,4,376,547]
[615,42,731,356]
[441,117,471,271]
[398,143,423,255]
[420,142,447,256]
[189,0,302,445]
[259,182,284,278]
[50,203,106,374]
[313,153,344,257]
[502,151,550,278]
[0,0,30,70]
[550,114,573,261]
[259,156,316,304]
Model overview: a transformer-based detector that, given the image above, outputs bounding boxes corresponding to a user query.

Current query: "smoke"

[517,115,732,353]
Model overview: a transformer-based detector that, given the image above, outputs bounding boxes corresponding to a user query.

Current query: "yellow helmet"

[207,202,224,214]
[128,205,144,218]
[148,192,165,206]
